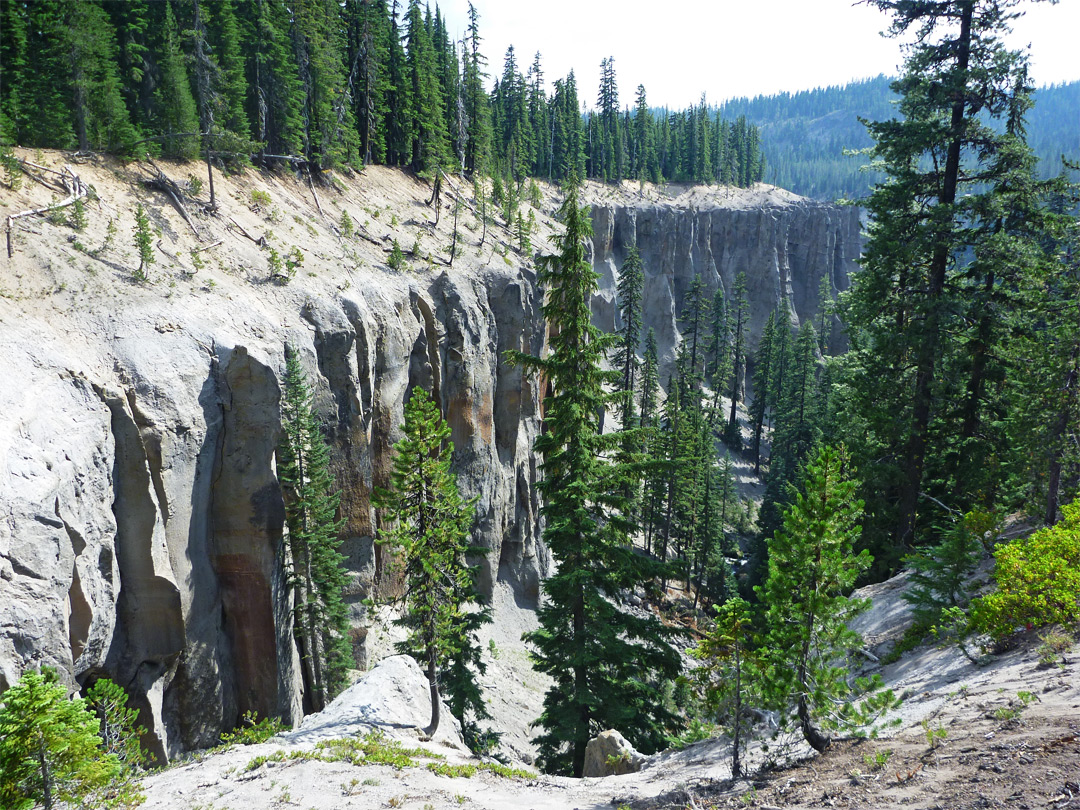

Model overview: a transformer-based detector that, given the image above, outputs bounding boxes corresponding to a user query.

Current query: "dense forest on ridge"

[0,0,764,187]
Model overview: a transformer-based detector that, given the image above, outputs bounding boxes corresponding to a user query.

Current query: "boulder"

[281,655,463,748]
[582,729,647,777]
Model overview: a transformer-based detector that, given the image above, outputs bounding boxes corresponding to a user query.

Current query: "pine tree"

[68,0,136,154]
[843,0,1070,563]
[612,246,645,429]
[692,597,758,777]
[723,273,748,449]
[278,346,351,712]
[0,668,122,810]
[239,0,303,160]
[374,386,483,739]
[461,2,491,175]
[510,180,680,776]
[403,0,449,175]
[156,1,200,159]
[758,445,896,752]
[291,0,354,167]
[750,310,776,474]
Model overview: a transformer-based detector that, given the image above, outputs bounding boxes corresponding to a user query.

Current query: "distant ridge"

[717,76,1080,201]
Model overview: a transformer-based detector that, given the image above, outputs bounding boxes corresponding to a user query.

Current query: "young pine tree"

[692,596,758,778]
[510,180,680,776]
[278,346,351,712]
[758,445,897,752]
[374,386,485,740]
[0,668,122,810]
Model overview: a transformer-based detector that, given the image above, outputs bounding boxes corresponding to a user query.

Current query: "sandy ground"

[139,561,1080,810]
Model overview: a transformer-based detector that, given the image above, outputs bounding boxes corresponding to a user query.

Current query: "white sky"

[437,0,1080,109]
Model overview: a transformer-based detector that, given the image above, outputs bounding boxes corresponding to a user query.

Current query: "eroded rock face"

[589,196,862,378]
[0,266,545,759]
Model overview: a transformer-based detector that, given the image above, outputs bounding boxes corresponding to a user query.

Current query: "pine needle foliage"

[374,386,486,740]
[509,179,680,776]
[758,445,898,752]
[278,346,351,712]
[0,668,125,810]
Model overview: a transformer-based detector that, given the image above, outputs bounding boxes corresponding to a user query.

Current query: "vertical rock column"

[209,346,301,724]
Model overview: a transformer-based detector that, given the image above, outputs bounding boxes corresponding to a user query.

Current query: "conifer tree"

[724,273,748,449]
[0,668,122,810]
[692,596,758,777]
[750,310,776,473]
[240,0,303,160]
[844,0,1070,562]
[511,180,679,776]
[461,2,491,175]
[68,0,136,154]
[758,445,895,752]
[156,1,200,159]
[374,386,483,739]
[278,346,351,712]
[291,0,354,167]
[404,0,450,174]
[612,246,645,429]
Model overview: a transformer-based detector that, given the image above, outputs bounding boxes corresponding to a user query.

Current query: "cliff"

[0,155,861,759]
[584,183,863,375]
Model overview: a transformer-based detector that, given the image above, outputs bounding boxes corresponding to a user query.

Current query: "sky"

[437,0,1080,109]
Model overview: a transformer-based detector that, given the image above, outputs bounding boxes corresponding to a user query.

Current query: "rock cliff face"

[0,160,860,759]
[586,184,863,374]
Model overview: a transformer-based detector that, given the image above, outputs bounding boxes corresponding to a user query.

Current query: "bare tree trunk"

[423,649,440,738]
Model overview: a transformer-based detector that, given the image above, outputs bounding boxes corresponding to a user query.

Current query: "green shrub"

[903,510,994,627]
[69,196,87,231]
[249,189,271,211]
[971,500,1080,639]
[219,711,285,746]
[387,239,405,271]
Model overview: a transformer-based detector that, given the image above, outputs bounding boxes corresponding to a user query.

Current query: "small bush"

[220,711,285,746]
[249,189,272,211]
[387,239,405,271]
[971,500,1080,639]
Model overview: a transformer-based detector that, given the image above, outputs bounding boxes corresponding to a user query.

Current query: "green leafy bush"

[971,500,1080,639]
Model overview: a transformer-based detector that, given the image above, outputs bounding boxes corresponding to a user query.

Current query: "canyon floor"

[140,571,1080,810]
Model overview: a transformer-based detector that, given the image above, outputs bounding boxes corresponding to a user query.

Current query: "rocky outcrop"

[588,187,862,377]
[0,263,546,760]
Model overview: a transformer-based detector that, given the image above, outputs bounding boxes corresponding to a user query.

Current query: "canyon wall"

[0,162,860,758]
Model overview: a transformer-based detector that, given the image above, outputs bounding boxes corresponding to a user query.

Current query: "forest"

[0,0,1078,799]
[719,74,1080,201]
[0,0,765,187]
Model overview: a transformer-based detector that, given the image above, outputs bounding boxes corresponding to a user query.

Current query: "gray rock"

[281,654,463,748]
[590,196,862,386]
[582,729,647,777]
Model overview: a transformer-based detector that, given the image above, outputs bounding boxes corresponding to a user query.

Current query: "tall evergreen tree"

[156,1,200,159]
[278,346,351,712]
[511,180,680,776]
[374,386,483,739]
[68,0,136,153]
[724,273,748,448]
[843,0,1070,565]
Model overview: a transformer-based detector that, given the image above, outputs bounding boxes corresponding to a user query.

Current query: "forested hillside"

[0,0,763,187]
[719,75,1080,201]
